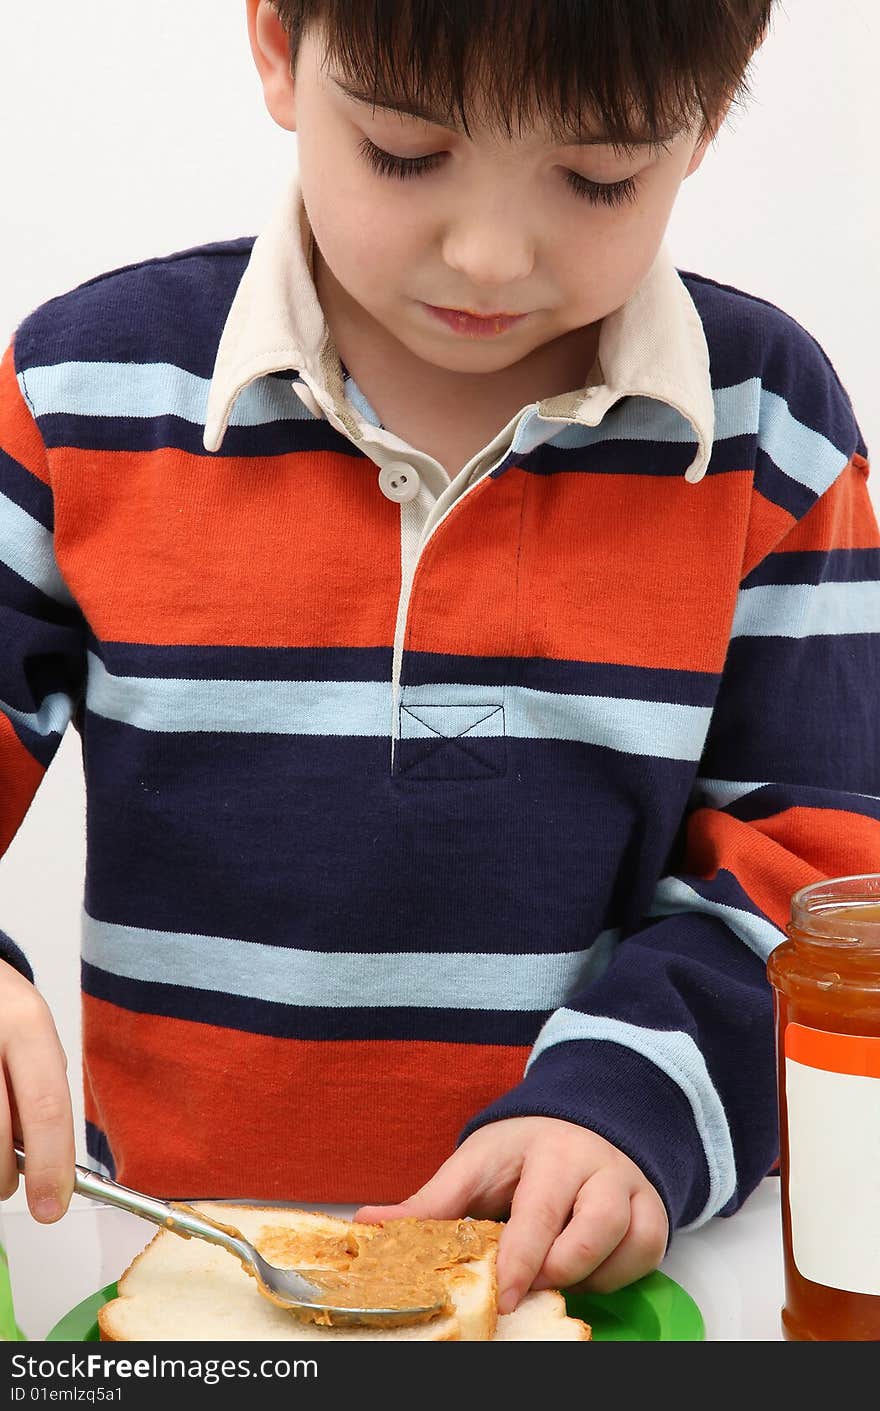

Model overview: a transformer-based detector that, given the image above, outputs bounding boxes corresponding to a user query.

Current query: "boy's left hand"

[353,1116,669,1314]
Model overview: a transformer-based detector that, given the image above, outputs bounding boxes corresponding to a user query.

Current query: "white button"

[378,461,421,503]
[292,379,323,418]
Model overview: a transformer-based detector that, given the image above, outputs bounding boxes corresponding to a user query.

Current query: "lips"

[443,307,522,319]
[423,303,529,338]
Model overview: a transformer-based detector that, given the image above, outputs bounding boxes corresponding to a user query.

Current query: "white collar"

[204,167,714,483]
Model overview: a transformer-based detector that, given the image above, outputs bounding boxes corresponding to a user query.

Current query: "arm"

[0,335,89,1217]
[461,441,879,1233]
[360,337,878,1304]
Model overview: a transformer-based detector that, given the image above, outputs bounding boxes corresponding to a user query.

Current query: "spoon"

[13,1143,444,1328]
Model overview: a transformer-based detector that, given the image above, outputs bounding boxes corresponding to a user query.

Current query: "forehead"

[326,74,684,157]
[303,22,692,154]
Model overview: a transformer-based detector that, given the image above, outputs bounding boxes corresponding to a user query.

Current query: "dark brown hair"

[270,0,776,151]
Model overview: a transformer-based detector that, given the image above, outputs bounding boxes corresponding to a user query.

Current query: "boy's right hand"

[0,958,75,1222]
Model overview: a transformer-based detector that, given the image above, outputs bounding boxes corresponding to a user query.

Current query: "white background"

[0,1,878,1213]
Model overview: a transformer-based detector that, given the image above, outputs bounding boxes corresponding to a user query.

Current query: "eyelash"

[357,137,639,208]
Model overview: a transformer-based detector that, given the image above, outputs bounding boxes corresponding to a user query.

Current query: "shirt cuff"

[0,929,34,984]
[457,1037,713,1231]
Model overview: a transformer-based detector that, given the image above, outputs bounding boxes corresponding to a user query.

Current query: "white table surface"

[1,1177,785,1342]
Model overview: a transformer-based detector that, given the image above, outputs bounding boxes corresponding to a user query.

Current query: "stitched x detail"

[398,703,506,779]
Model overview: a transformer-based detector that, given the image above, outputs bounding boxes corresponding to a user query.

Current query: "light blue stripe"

[17,363,308,428]
[758,386,850,495]
[505,687,710,759]
[692,778,770,807]
[731,581,880,639]
[648,877,785,961]
[16,364,854,509]
[0,690,76,740]
[401,703,504,740]
[525,1007,735,1227]
[542,379,760,452]
[81,911,611,1011]
[0,491,75,605]
[696,778,880,808]
[343,375,381,428]
[87,655,711,759]
[86,651,392,735]
[713,379,762,441]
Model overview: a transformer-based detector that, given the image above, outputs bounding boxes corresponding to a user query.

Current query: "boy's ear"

[683,93,734,179]
[246,0,298,132]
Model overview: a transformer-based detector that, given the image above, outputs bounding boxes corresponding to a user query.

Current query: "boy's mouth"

[422,303,529,338]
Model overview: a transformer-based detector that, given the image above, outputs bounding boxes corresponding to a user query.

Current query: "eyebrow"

[331,78,680,150]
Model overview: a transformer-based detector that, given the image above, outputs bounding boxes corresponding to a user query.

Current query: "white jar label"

[785,1022,880,1296]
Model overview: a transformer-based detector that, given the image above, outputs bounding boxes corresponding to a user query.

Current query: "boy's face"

[248,3,723,376]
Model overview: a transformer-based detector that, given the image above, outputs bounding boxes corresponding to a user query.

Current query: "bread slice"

[98,1205,493,1342]
[494,1289,591,1340]
[97,1204,591,1342]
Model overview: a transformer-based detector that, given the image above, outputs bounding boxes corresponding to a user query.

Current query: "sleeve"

[0,337,89,981]
[459,365,880,1236]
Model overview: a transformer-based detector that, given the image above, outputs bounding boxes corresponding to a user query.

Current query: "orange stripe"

[0,717,44,853]
[685,805,880,931]
[411,467,752,671]
[0,343,51,485]
[81,993,529,1203]
[741,490,797,581]
[778,456,879,555]
[740,457,875,580]
[51,445,401,646]
[786,1022,880,1078]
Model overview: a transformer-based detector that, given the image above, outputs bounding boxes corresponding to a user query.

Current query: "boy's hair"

[271,0,775,152]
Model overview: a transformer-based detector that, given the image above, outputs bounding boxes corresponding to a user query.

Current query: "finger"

[494,1148,586,1314]
[563,1188,669,1295]
[529,1167,632,1292]
[0,1066,19,1201]
[354,1143,492,1224]
[5,1011,75,1222]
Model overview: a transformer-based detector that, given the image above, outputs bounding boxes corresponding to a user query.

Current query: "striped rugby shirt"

[1,169,877,1230]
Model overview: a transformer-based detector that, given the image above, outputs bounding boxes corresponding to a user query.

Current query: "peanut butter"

[254,1217,501,1328]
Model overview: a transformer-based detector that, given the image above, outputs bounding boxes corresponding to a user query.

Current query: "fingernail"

[34,1197,62,1222]
[497,1286,519,1315]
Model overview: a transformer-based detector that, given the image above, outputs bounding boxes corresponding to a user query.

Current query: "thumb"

[354,1148,481,1224]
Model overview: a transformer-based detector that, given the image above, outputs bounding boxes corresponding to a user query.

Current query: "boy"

[1,0,877,1318]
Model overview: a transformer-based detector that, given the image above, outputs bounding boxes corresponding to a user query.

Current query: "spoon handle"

[12,1142,251,1261]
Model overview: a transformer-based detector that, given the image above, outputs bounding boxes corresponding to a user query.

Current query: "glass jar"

[767,873,880,1341]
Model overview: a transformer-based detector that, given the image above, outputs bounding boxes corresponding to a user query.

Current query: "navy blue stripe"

[702,635,880,793]
[82,716,694,953]
[505,437,693,479]
[15,241,254,377]
[656,866,774,924]
[0,559,82,632]
[84,1120,117,1180]
[683,271,863,459]
[497,433,753,481]
[81,961,547,1045]
[722,785,880,826]
[703,432,758,477]
[0,707,62,770]
[0,447,54,529]
[403,651,720,707]
[0,928,33,983]
[742,548,880,589]
[33,413,368,461]
[753,445,817,520]
[85,638,720,708]
[86,637,394,683]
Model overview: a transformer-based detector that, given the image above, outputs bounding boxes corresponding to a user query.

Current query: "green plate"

[46,1270,703,1342]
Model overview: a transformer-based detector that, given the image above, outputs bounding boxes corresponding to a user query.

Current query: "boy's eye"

[356,137,640,209]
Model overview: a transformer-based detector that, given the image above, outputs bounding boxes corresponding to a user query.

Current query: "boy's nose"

[441,221,536,290]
